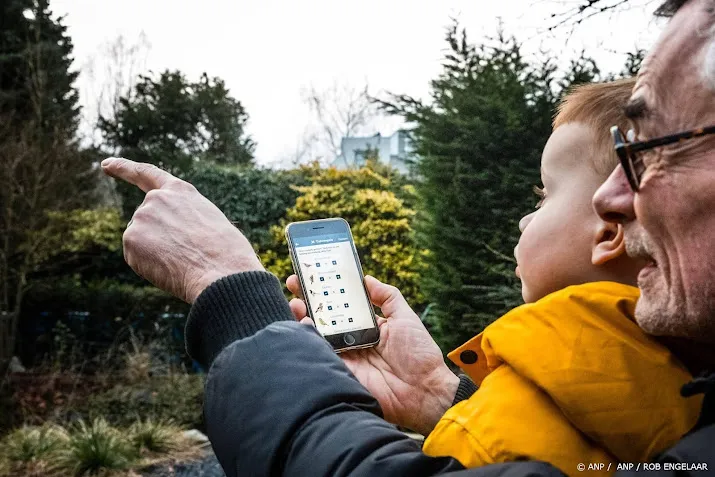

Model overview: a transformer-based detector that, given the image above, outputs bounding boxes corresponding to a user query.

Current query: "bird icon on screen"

[309,274,314,284]
[318,317,328,326]
[315,303,324,313]
[302,262,312,268]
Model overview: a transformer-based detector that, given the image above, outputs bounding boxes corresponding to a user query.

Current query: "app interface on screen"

[293,232,374,336]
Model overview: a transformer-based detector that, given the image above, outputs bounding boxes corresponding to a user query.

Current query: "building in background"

[331,130,414,173]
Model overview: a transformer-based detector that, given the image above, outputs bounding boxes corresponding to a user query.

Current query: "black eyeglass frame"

[611,125,715,192]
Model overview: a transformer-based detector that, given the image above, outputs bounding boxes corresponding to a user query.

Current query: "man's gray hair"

[658,0,715,92]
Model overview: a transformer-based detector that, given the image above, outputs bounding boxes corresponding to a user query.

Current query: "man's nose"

[593,165,636,224]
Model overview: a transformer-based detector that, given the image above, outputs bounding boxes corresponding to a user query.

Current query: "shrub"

[261,162,427,309]
[129,419,181,454]
[183,164,307,249]
[57,418,135,476]
[82,373,205,430]
[2,424,68,464]
[19,278,190,371]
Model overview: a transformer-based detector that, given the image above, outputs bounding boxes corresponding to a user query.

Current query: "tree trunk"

[0,310,17,372]
[0,272,25,368]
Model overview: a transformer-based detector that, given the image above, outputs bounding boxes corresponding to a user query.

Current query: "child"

[421,79,702,476]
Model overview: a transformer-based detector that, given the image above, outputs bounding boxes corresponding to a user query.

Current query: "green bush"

[261,162,427,309]
[57,419,135,476]
[19,278,189,370]
[82,373,205,429]
[183,164,307,249]
[129,419,181,454]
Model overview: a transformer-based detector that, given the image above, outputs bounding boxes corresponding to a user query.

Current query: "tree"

[0,120,123,366]
[261,161,426,308]
[99,70,257,218]
[80,33,151,146]
[544,0,635,31]
[540,0,683,33]
[0,0,105,366]
[298,82,382,165]
[557,53,602,92]
[0,0,80,140]
[611,48,647,79]
[99,70,255,174]
[380,24,565,352]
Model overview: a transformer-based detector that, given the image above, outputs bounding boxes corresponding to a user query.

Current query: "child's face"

[515,123,608,303]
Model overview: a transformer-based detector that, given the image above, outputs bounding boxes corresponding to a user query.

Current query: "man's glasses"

[611,125,715,192]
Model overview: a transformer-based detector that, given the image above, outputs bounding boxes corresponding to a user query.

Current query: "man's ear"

[592,221,626,266]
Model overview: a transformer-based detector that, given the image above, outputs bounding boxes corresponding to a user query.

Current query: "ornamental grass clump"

[56,418,135,476]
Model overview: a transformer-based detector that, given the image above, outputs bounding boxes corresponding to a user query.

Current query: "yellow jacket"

[423,282,702,477]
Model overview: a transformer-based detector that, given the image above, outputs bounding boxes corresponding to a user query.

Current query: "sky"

[52,0,667,167]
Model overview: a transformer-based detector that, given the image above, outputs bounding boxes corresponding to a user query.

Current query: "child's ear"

[592,221,626,266]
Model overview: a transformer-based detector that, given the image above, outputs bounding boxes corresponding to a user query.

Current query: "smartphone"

[285,218,380,352]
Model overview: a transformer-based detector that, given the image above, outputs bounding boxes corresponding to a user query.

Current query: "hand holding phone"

[285,273,459,436]
[285,218,380,352]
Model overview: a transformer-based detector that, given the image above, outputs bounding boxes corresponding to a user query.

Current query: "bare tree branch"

[539,0,656,32]
[79,33,151,147]
[298,81,382,165]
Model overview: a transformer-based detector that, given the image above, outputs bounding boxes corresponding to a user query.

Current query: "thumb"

[289,298,308,321]
[101,157,175,193]
[364,275,416,319]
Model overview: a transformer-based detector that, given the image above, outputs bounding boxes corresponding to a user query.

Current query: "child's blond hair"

[554,78,636,177]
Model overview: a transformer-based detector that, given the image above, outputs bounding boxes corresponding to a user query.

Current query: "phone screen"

[293,232,374,334]
[287,219,379,350]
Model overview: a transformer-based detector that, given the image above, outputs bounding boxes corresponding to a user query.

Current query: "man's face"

[593,0,715,341]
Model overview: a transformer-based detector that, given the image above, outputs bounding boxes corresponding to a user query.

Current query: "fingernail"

[101,158,116,167]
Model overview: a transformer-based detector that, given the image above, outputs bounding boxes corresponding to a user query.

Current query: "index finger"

[101,157,175,193]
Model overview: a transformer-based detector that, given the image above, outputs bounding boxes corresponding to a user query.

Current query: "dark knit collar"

[681,372,715,433]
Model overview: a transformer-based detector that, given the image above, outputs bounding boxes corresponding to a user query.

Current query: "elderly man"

[103,0,714,475]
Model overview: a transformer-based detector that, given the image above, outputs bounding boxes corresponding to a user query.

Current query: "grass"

[129,419,181,454]
[0,424,69,476]
[56,419,136,476]
[3,424,68,463]
[0,418,201,477]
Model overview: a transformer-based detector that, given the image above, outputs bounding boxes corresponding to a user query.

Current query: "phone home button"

[344,333,356,346]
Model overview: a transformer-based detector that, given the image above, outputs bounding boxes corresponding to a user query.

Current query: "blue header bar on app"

[293,233,349,247]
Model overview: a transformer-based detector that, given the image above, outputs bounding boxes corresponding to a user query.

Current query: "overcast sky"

[52,0,666,167]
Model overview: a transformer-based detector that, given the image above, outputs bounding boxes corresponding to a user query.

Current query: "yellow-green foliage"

[261,162,426,309]
[48,208,124,253]
[31,208,123,264]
